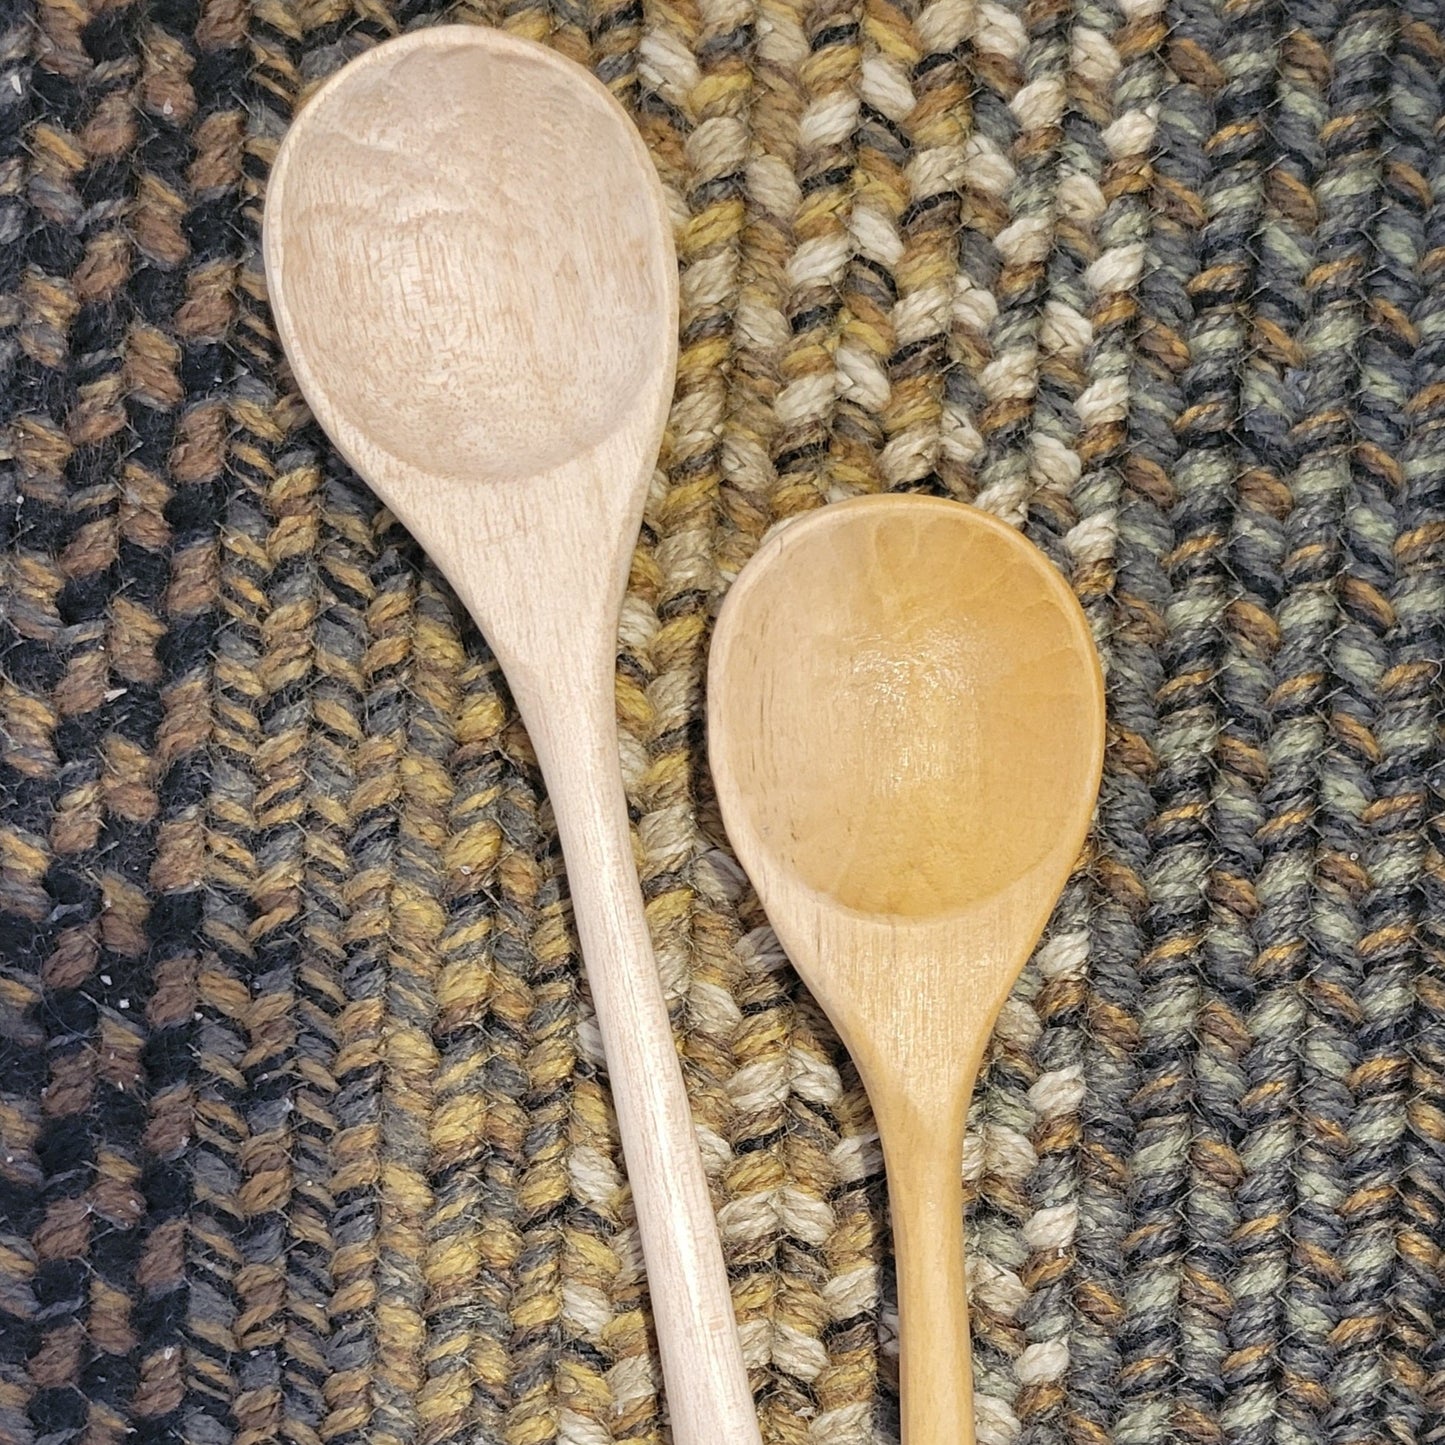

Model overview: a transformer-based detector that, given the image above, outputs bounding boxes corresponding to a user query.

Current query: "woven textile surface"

[3,0,1445,1438]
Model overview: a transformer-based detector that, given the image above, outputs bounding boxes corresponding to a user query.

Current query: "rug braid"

[3,0,1445,1440]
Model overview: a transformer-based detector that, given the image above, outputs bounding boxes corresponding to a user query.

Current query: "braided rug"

[2,0,1445,1439]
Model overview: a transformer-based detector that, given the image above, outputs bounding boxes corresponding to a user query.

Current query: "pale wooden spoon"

[707,495,1105,1444]
[263,28,761,1445]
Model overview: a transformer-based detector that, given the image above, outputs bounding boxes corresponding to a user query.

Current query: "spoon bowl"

[708,494,1105,1443]
[265,29,758,1445]
[266,30,672,492]
[717,499,1101,920]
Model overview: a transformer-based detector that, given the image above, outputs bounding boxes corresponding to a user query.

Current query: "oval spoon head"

[262,27,677,637]
[708,496,1105,1092]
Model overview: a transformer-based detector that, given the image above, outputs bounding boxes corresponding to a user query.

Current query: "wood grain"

[708,495,1106,1445]
[263,28,761,1445]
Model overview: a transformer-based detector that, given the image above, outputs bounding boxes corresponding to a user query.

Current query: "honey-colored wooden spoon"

[264,28,761,1445]
[708,495,1105,1444]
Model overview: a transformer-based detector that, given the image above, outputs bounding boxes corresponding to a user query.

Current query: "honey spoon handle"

[880,1101,975,1445]
[520,658,762,1445]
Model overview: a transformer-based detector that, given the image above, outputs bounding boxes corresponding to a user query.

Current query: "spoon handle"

[882,1108,975,1444]
[522,663,762,1445]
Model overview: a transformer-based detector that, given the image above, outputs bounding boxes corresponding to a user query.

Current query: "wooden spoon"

[707,495,1105,1444]
[264,28,761,1445]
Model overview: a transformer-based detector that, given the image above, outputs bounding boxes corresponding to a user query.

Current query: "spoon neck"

[511,657,661,1001]
[513,655,629,838]
[884,1121,967,1269]
[862,1041,982,1145]
[873,1087,971,1187]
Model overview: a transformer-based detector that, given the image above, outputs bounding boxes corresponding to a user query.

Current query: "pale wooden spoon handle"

[884,1113,975,1444]
[524,667,761,1445]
